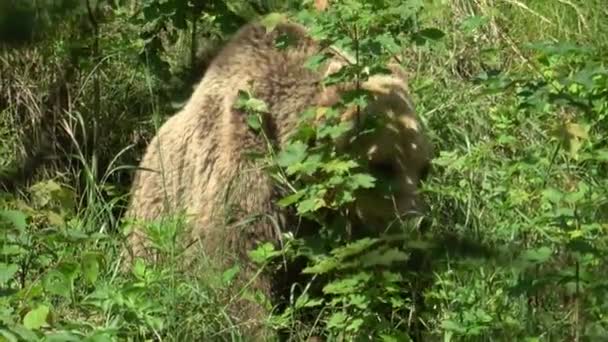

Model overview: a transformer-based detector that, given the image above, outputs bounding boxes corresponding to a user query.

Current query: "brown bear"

[121,15,432,341]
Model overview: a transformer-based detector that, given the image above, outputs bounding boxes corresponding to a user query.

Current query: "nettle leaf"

[23,305,49,330]
[302,256,340,274]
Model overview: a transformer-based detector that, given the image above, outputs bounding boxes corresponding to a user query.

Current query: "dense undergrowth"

[1,0,608,341]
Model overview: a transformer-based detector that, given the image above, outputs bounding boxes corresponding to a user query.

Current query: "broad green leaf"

[0,210,27,231]
[23,305,49,330]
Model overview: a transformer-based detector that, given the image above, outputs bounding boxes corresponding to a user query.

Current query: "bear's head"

[317,60,433,231]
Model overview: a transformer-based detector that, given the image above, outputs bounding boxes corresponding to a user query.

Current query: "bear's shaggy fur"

[122,17,432,339]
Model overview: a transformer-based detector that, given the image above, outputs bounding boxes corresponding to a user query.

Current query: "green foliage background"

[1,0,607,341]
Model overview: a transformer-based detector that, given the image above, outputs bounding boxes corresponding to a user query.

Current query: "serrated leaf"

[277,141,308,168]
[350,173,376,189]
[23,305,49,330]
[248,242,278,265]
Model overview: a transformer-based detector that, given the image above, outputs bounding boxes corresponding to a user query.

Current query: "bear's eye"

[369,160,398,178]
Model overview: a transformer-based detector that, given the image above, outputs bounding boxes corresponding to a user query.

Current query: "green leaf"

[520,247,553,265]
[296,196,326,214]
[246,114,262,131]
[294,292,324,309]
[277,190,306,208]
[332,237,379,259]
[0,263,19,284]
[0,210,28,231]
[350,173,376,189]
[361,247,409,267]
[276,141,308,168]
[542,187,564,204]
[23,305,49,330]
[460,15,489,33]
[43,270,71,298]
[248,242,278,265]
[260,12,286,33]
[302,257,340,274]
[346,317,364,332]
[327,311,347,329]
[322,272,372,295]
[82,253,100,284]
[222,265,240,285]
[414,28,445,44]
